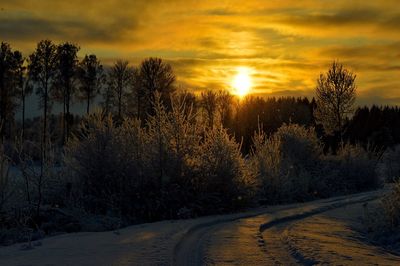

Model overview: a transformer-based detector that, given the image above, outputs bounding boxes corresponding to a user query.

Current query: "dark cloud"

[319,42,400,59]
[0,15,139,43]
[204,8,237,16]
[274,7,400,33]
[279,8,380,26]
[381,14,400,29]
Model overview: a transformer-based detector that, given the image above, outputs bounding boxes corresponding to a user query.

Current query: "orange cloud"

[1,0,400,105]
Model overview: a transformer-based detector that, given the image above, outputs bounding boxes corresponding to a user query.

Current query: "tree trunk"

[38,79,47,220]
[0,74,5,142]
[66,84,70,143]
[22,91,25,139]
[62,93,66,145]
[86,89,90,114]
[118,86,122,119]
[137,91,140,119]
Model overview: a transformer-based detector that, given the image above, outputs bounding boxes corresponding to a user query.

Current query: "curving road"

[174,190,399,265]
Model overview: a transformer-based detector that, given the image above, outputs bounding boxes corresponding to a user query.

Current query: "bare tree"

[129,67,143,118]
[54,42,79,143]
[217,90,233,127]
[28,40,58,217]
[201,90,218,128]
[314,61,356,137]
[0,42,20,141]
[175,90,198,120]
[77,54,104,114]
[138,57,175,118]
[108,60,133,119]
[101,81,115,114]
[14,53,33,139]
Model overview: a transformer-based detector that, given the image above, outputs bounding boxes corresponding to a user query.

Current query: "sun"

[231,67,252,97]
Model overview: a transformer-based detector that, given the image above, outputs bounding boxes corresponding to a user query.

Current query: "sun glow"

[232,67,252,97]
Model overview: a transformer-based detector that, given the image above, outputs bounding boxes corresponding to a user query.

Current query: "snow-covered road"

[1,189,398,265]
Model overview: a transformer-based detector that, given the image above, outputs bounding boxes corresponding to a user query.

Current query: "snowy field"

[1,189,398,265]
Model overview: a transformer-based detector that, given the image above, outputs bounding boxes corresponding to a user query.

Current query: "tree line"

[2,40,400,157]
[0,40,176,142]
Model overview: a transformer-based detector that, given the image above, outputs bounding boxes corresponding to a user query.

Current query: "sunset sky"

[1,0,400,106]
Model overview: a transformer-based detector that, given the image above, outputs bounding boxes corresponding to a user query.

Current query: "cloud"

[1,0,400,105]
[0,16,138,44]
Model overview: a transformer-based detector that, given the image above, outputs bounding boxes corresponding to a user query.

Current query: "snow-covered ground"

[1,189,398,265]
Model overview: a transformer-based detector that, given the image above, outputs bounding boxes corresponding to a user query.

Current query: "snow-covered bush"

[250,123,323,203]
[326,144,380,193]
[361,181,400,252]
[192,126,255,213]
[142,93,254,217]
[379,145,400,182]
[135,93,203,220]
[65,111,144,216]
[143,92,200,186]
[65,93,257,221]
[382,181,400,229]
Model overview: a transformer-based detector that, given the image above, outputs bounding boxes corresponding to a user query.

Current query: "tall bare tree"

[101,80,115,115]
[138,57,175,118]
[217,90,233,127]
[314,61,356,137]
[54,42,79,143]
[77,54,104,114]
[28,40,58,217]
[14,52,33,139]
[108,60,133,119]
[201,90,218,128]
[0,42,20,141]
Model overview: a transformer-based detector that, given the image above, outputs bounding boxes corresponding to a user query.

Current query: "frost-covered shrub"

[379,145,400,182]
[193,127,255,213]
[66,111,147,217]
[138,93,203,220]
[250,123,323,203]
[382,181,400,229]
[65,93,257,221]
[144,94,254,216]
[143,93,200,186]
[326,144,380,193]
[361,181,400,252]
[251,123,380,205]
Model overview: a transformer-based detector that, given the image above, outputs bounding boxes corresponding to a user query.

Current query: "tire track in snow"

[173,190,382,266]
[258,192,381,265]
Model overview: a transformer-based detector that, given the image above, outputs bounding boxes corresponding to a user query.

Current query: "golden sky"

[1,0,400,105]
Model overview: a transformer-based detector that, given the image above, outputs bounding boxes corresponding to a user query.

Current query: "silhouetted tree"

[129,67,143,119]
[201,90,218,128]
[314,61,356,138]
[217,90,234,127]
[77,54,104,114]
[138,57,175,118]
[346,105,400,149]
[228,96,316,153]
[108,60,133,119]
[28,40,58,217]
[175,90,198,119]
[54,42,79,143]
[14,52,33,139]
[0,42,20,141]
[101,81,115,114]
